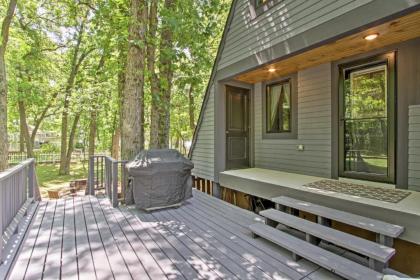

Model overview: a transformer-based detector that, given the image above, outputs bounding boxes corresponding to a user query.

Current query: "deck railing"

[87,155,127,207]
[0,159,37,263]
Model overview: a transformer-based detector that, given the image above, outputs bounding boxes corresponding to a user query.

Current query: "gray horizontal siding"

[218,0,372,70]
[191,83,215,180]
[408,105,420,191]
[254,63,332,177]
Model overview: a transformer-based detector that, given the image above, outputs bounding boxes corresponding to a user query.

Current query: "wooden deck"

[6,190,342,280]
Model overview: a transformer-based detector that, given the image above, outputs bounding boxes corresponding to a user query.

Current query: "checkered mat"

[304,180,411,203]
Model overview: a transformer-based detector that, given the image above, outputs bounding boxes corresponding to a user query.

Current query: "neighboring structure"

[8,126,60,152]
[189,0,420,275]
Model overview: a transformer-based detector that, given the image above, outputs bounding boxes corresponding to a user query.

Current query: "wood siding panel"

[191,84,215,180]
[218,0,373,70]
[254,63,332,177]
[409,105,420,191]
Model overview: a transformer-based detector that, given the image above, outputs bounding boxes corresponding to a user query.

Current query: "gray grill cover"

[126,149,194,210]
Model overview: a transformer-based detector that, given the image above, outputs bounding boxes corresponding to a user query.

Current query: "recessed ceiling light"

[268,68,276,73]
[363,33,379,41]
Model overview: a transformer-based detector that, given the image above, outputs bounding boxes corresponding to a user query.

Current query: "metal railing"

[0,159,37,263]
[87,155,127,207]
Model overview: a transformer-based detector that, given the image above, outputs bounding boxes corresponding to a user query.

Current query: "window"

[251,0,279,17]
[266,80,291,133]
[339,53,395,183]
[255,0,269,8]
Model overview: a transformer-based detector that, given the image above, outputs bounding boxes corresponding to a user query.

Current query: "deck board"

[61,197,78,280]
[24,200,57,280]
[7,191,329,280]
[8,202,47,280]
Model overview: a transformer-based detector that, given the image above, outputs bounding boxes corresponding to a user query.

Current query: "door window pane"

[266,81,291,133]
[343,64,388,176]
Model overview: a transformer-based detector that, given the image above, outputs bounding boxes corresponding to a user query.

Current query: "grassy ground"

[36,162,88,198]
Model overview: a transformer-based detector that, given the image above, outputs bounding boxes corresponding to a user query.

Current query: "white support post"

[112,160,119,207]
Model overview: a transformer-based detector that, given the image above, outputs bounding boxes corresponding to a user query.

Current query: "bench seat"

[272,196,404,239]
[260,208,395,268]
[249,223,383,280]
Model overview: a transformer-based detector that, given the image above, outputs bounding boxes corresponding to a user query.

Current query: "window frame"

[338,52,396,184]
[250,0,280,18]
[262,74,298,139]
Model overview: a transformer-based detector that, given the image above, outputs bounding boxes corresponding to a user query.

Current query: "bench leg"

[275,203,285,211]
[369,258,386,272]
[376,234,393,248]
[305,233,320,245]
[292,253,301,261]
[265,217,279,228]
[317,216,332,227]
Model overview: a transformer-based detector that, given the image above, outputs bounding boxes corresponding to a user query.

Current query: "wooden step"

[249,223,383,280]
[272,196,404,238]
[260,208,395,265]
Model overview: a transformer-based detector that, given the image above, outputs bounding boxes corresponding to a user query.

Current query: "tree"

[0,0,18,171]
[121,0,147,160]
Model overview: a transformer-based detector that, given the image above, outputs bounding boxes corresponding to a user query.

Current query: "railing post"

[112,160,119,207]
[28,159,35,199]
[88,156,95,195]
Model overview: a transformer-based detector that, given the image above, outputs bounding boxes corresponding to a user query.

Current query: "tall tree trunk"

[147,0,160,149]
[88,110,97,157]
[63,114,80,174]
[0,0,18,171]
[121,0,147,160]
[59,19,86,175]
[31,91,59,146]
[18,100,34,158]
[19,121,25,152]
[111,129,120,159]
[156,0,175,148]
[188,84,195,130]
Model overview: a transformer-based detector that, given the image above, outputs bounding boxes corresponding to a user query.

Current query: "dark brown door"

[226,85,250,170]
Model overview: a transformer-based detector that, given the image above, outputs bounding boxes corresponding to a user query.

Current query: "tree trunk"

[111,128,120,160]
[88,110,97,157]
[31,91,59,146]
[0,0,18,171]
[147,0,160,149]
[19,121,25,152]
[18,100,34,158]
[63,114,80,174]
[59,19,86,175]
[188,84,195,130]
[156,0,175,149]
[121,0,147,160]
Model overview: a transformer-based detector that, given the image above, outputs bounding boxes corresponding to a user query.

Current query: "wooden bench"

[249,223,383,280]
[260,208,395,271]
[272,196,404,247]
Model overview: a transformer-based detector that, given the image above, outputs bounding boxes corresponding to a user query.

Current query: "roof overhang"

[234,9,420,84]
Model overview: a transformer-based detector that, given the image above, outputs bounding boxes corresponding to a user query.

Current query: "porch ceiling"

[234,10,420,84]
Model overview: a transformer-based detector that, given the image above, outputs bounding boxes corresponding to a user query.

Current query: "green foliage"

[5,0,230,155]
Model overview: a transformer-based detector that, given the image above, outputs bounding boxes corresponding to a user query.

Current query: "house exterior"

[189,0,420,275]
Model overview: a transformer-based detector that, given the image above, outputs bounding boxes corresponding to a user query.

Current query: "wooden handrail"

[0,158,36,264]
[88,155,127,207]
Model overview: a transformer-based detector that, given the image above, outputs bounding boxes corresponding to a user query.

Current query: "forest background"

[0,0,230,175]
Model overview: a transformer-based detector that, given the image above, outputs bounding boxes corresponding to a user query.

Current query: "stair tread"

[260,208,395,262]
[272,196,404,237]
[249,223,383,280]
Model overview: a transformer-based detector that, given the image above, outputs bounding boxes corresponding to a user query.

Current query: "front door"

[339,53,395,183]
[226,85,250,170]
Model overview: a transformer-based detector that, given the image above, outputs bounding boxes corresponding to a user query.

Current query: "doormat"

[304,180,411,203]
